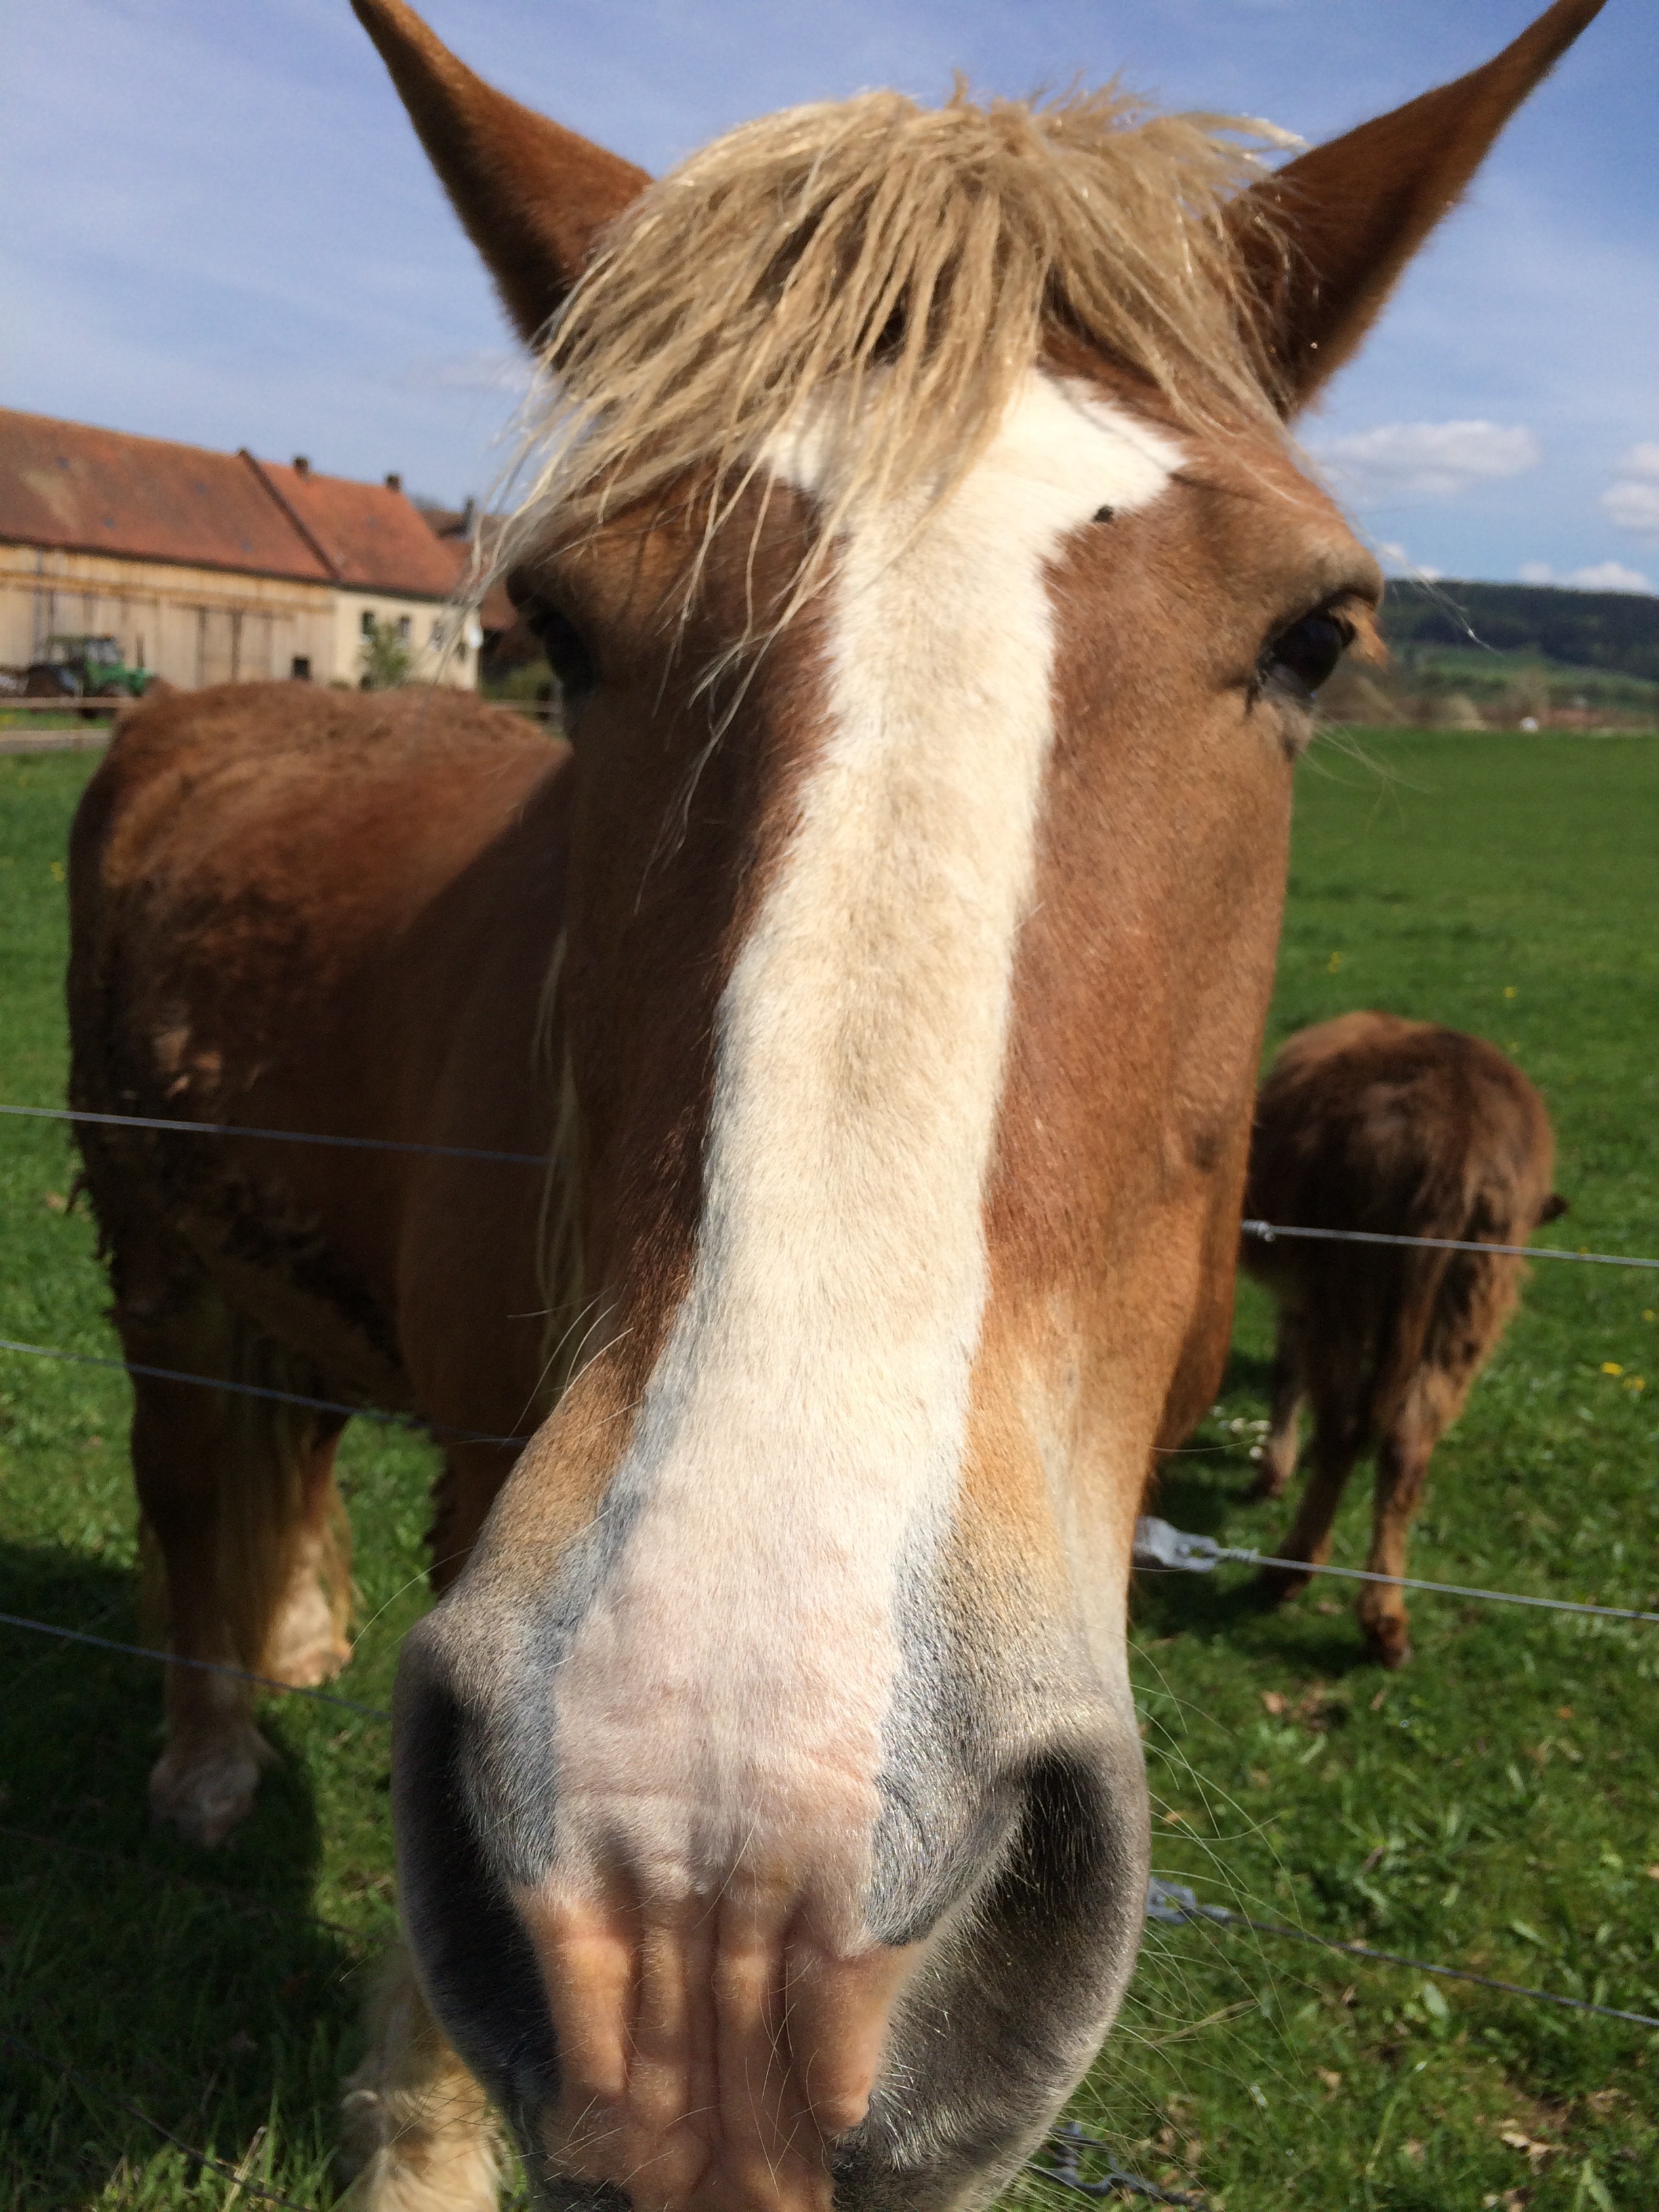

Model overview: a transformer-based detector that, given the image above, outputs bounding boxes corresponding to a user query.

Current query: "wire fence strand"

[7,1107,1658,1269]
[0,1333,529,1448]
[1146,1879,1659,2030]
[1132,1516,1659,1626]
[1033,2122,1203,2206]
[0,1098,546,1166]
[4,1099,1654,2192]
[1242,1217,1659,1271]
[0,1607,391,1718]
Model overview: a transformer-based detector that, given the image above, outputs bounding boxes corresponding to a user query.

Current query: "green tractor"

[24,634,155,700]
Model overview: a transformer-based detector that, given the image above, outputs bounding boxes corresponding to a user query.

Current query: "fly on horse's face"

[350,5,1603,2207]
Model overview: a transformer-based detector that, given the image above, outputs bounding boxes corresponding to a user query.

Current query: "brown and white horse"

[66,3,1603,2207]
[1243,1012,1566,1668]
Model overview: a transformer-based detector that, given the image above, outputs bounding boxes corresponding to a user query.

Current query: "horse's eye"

[1257,608,1353,705]
[525,601,598,699]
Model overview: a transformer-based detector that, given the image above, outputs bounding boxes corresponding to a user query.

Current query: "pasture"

[1,728,1656,2209]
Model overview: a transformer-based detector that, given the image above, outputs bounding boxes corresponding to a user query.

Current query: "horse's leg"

[340,1946,501,2212]
[341,1439,520,2205]
[1251,1317,1307,1500]
[1359,1334,1475,1670]
[123,1279,352,1847]
[1256,1368,1365,1604]
[1356,1410,1436,1671]
[263,1412,353,1685]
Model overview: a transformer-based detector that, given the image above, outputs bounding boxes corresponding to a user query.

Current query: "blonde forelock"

[495,83,1293,623]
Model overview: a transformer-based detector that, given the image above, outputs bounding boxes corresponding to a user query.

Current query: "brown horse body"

[66,3,1605,2207]
[1243,1012,1564,1666]
[69,684,567,1832]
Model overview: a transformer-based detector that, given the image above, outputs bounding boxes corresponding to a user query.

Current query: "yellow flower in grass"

[1601,1361,1624,1376]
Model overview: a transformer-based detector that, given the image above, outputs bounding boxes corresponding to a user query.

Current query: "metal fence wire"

[3,1100,1657,2203]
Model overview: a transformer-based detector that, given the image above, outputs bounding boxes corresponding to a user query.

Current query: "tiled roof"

[0,409,329,582]
[248,456,463,598]
[0,409,467,599]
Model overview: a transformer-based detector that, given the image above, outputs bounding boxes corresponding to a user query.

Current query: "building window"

[361,609,376,638]
[395,615,411,643]
[430,615,447,648]
[291,656,311,681]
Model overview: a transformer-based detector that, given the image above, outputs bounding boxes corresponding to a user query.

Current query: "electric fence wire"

[1132,1516,1659,1629]
[0,1334,530,1450]
[0,1098,546,1167]
[7,1103,1658,1271]
[1033,2121,1204,2205]
[3,1104,1656,2199]
[1241,1216,1659,1271]
[0,1607,391,1718]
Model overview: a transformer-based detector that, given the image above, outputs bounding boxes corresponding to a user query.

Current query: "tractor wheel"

[94,683,126,699]
[24,665,73,697]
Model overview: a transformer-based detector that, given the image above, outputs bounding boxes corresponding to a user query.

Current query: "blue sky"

[3,1,1655,588]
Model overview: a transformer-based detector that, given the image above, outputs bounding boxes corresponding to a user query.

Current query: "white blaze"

[546,373,1181,1933]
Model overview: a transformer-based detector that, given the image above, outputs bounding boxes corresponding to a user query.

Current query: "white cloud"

[1313,421,1542,505]
[1517,559,1652,592]
[1600,443,1659,537]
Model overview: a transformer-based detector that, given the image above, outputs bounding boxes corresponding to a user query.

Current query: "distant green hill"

[1382,579,1659,683]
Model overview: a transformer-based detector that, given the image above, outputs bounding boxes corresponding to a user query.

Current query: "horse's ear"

[352,0,650,345]
[1233,0,1605,411]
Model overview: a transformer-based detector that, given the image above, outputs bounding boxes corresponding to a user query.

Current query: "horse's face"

[407,371,1348,2198]
[354,3,1599,2203]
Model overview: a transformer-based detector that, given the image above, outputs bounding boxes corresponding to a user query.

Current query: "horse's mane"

[496,83,1292,598]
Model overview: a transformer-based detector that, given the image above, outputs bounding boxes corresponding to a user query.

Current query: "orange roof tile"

[0,409,470,601]
[249,457,463,599]
[0,409,329,581]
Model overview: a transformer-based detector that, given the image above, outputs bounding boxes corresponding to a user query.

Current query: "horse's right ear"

[1231,0,1605,411]
[352,0,650,346]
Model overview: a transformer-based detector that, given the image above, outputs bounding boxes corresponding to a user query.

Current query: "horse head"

[352,5,1602,2206]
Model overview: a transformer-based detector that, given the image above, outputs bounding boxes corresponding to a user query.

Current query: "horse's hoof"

[1255,1562,1310,1606]
[148,1723,276,1847]
[1366,1622,1414,1671]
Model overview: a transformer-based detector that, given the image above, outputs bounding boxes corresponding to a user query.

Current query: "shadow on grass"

[1130,1561,1378,1679]
[0,1538,364,2205]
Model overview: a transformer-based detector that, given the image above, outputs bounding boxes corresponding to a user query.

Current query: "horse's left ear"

[352,0,651,346]
[1232,0,1605,411]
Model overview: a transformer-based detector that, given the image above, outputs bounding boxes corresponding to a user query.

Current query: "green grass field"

[1,732,1656,2208]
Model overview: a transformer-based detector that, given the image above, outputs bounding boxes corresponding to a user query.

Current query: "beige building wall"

[0,544,335,687]
[334,589,481,690]
[1,547,481,691]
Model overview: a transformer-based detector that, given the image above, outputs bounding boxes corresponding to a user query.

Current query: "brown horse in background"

[67,3,1603,2207]
[1243,1012,1565,1667]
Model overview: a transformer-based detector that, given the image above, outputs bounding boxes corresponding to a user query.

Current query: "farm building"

[0,408,486,691]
